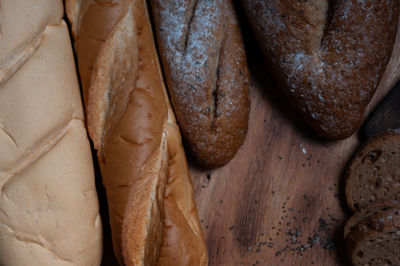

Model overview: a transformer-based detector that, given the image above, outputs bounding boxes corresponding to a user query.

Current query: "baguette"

[66,0,208,264]
[241,0,399,139]
[150,0,250,168]
[0,1,102,265]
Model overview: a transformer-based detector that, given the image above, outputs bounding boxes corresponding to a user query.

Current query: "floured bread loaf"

[0,0,102,265]
[66,0,208,264]
[241,0,398,139]
[150,0,250,168]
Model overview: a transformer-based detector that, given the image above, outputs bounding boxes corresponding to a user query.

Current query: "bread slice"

[345,130,400,211]
[345,203,400,266]
[344,201,400,238]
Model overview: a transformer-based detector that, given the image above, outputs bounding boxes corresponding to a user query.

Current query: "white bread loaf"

[0,1,102,265]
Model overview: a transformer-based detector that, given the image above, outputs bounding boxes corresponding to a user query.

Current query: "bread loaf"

[345,129,400,211]
[66,0,208,264]
[241,0,399,139]
[0,0,102,265]
[150,0,250,168]
[345,203,400,266]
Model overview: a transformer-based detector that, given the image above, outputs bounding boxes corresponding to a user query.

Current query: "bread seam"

[86,5,136,151]
[210,26,226,131]
[0,223,73,264]
[0,126,18,149]
[0,33,44,88]
[0,11,66,88]
[182,0,199,55]
[0,118,82,189]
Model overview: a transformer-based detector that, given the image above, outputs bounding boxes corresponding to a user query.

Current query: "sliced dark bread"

[345,129,400,211]
[344,201,400,238]
[345,205,400,266]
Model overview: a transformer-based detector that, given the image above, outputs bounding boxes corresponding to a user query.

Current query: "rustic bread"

[0,0,102,265]
[150,0,250,168]
[66,0,208,264]
[345,203,400,266]
[344,201,400,238]
[345,129,400,211]
[241,0,398,139]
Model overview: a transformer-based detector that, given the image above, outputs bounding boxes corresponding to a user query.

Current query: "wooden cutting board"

[188,12,400,266]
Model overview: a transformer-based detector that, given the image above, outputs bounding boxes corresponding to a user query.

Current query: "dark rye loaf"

[241,0,398,139]
[346,130,400,211]
[150,0,250,168]
[345,203,400,266]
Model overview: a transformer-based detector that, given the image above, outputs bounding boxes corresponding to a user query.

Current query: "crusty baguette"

[150,0,250,168]
[241,0,399,139]
[66,0,208,264]
[345,129,400,211]
[0,1,102,265]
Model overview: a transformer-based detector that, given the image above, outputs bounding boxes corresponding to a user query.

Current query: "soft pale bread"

[66,0,208,264]
[0,1,102,265]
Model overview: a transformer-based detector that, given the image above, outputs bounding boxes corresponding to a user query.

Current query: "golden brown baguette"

[150,0,250,168]
[0,0,102,265]
[66,0,208,264]
[241,0,399,139]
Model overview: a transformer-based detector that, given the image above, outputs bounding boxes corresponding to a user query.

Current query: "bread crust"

[345,205,400,265]
[150,0,250,168]
[344,200,400,238]
[241,0,399,139]
[66,0,208,264]
[0,1,102,265]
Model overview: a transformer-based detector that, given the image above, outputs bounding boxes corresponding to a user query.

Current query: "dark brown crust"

[345,129,400,211]
[150,0,250,168]
[241,0,398,139]
[344,200,400,238]
[345,206,400,265]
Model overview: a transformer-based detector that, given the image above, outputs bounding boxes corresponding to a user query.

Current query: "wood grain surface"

[97,4,400,266]
[188,7,400,266]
